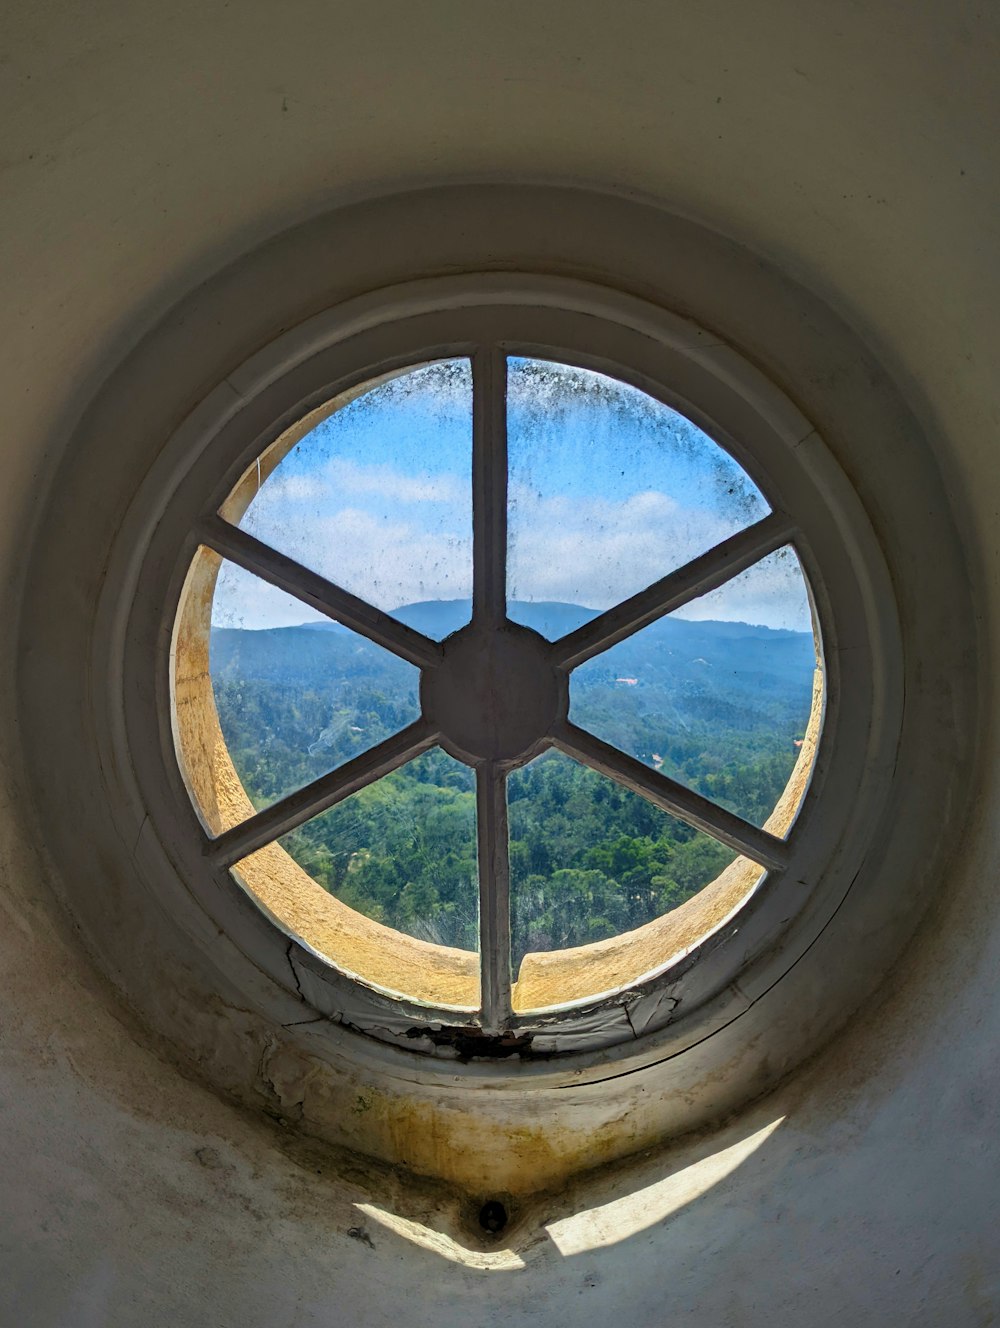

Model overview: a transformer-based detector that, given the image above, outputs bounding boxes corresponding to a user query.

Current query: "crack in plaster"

[286,943,304,999]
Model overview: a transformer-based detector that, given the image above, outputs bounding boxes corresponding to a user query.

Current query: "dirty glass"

[210,560,421,814]
[507,750,737,969]
[262,748,480,952]
[569,547,818,828]
[235,359,474,638]
[506,357,768,634]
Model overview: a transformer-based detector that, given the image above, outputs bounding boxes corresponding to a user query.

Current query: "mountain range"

[209,598,816,837]
[211,598,815,702]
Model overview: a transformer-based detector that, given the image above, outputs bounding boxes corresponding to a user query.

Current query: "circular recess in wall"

[17,186,976,1195]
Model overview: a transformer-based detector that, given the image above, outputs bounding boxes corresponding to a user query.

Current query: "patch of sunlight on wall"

[545,1116,785,1256]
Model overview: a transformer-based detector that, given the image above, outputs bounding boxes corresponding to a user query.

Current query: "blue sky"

[212,358,812,633]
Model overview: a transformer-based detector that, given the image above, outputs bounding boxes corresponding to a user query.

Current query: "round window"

[173,351,823,1039]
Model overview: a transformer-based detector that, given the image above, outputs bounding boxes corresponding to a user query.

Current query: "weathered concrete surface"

[1,2,999,1324]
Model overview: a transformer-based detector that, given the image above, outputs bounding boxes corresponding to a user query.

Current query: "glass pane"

[569,547,819,828]
[506,357,768,635]
[272,749,480,951]
[210,560,420,812]
[233,360,473,638]
[507,750,737,971]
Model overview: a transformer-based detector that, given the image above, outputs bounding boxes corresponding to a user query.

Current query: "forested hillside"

[212,600,815,964]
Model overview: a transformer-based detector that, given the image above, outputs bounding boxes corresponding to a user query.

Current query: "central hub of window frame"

[421,621,568,767]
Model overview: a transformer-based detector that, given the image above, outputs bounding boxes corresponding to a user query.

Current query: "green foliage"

[212,677,419,809]
[283,750,480,951]
[570,664,806,826]
[212,616,811,969]
[506,755,736,962]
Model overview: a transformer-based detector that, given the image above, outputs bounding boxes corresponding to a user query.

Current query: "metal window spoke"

[209,719,440,867]
[469,346,517,1028]
[471,346,508,629]
[552,721,790,872]
[477,760,514,1031]
[552,511,798,670]
[197,514,443,671]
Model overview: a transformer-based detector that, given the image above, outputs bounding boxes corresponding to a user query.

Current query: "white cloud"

[257,472,325,503]
[508,489,810,630]
[215,485,811,633]
[214,506,472,627]
[509,489,727,605]
[672,553,812,632]
[299,508,472,606]
[253,458,466,510]
[212,564,326,630]
[325,458,466,505]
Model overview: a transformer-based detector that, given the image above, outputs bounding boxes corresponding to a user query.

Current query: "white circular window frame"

[17,186,976,1196]
[144,281,882,1060]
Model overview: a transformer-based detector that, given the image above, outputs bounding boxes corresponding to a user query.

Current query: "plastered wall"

[1,3,998,1323]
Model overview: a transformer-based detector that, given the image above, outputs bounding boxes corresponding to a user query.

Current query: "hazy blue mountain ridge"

[213,598,815,701]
